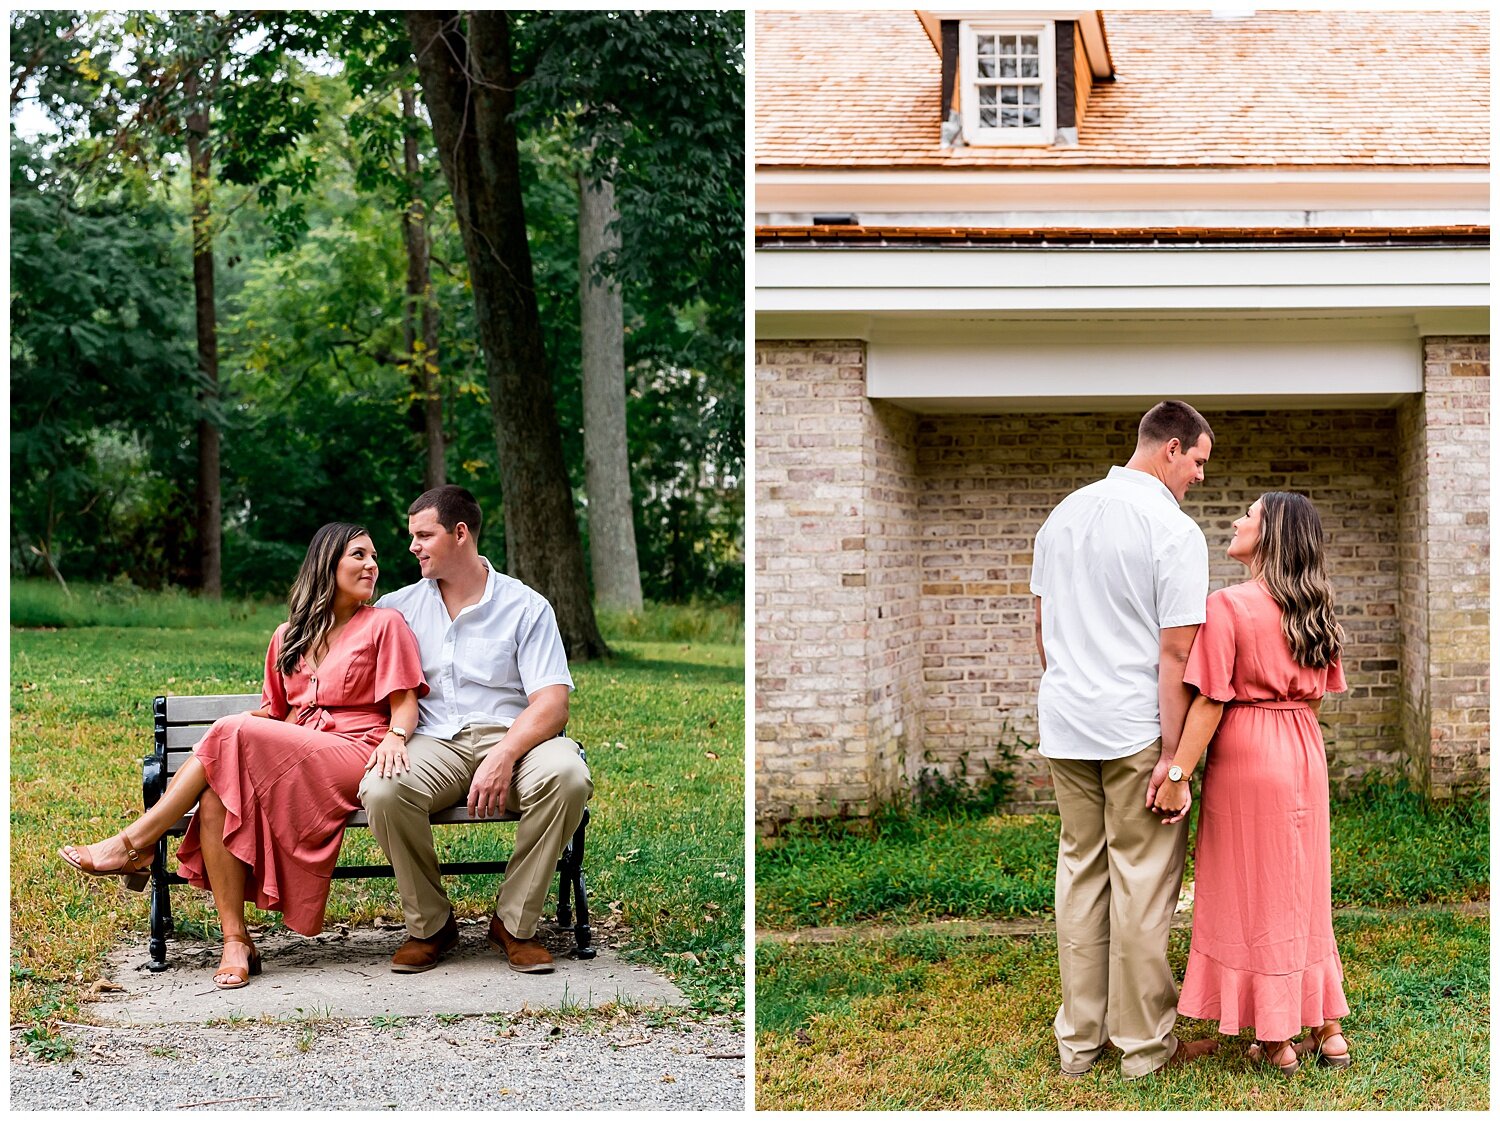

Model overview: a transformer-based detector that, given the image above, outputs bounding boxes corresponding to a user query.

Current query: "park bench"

[141,693,594,971]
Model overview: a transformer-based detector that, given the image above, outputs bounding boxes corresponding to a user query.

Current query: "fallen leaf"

[661,1074,677,1083]
[704,751,719,760]
[85,979,125,1000]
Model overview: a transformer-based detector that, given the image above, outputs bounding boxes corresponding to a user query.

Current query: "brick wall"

[1395,396,1431,792]
[755,342,921,821]
[1409,338,1489,798]
[865,401,923,804]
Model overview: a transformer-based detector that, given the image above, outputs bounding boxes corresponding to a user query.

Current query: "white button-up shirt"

[1031,466,1208,760]
[377,559,574,739]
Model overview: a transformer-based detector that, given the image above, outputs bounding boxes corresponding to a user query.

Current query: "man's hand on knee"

[467,750,515,818]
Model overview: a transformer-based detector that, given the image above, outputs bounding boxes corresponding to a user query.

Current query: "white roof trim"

[755,168,1490,219]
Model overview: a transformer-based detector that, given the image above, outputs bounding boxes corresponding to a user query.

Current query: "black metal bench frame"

[142,693,594,971]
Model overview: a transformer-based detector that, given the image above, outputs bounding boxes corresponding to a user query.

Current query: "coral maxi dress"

[1176,580,1350,1042]
[175,606,427,935]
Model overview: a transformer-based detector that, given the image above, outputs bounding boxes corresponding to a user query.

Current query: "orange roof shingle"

[755,10,1491,169]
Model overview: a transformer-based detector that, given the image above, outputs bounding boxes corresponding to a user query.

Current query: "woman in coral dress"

[61,523,427,989]
[1152,492,1351,1075]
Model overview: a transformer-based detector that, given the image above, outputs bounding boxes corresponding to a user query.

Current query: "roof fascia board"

[755,168,1490,215]
[755,307,1490,343]
[755,245,1488,315]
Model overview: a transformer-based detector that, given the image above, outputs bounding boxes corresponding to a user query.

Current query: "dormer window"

[960,21,1056,145]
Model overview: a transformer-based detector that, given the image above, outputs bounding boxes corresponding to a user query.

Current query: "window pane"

[978,34,996,56]
[998,36,1016,58]
[1020,56,1040,78]
[1000,87,1019,105]
[1020,34,1039,55]
[1001,109,1020,127]
[1023,108,1041,127]
[999,57,1017,77]
[979,86,997,107]
[980,107,998,126]
[1021,86,1041,106]
[978,58,995,78]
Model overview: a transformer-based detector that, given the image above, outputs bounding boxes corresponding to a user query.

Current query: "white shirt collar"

[1107,464,1180,507]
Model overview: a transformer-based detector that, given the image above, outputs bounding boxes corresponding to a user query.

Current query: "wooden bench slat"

[165,806,522,832]
[162,694,261,722]
[165,727,211,752]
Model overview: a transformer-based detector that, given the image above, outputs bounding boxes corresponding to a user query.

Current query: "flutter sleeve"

[1183,590,1237,702]
[261,625,292,719]
[370,610,429,704]
[1323,652,1347,695]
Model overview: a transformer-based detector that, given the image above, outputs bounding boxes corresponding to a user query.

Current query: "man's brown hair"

[1138,400,1214,452]
[409,484,483,540]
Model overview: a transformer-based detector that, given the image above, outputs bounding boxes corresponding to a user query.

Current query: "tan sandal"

[1248,1039,1300,1077]
[1293,1023,1352,1069]
[59,832,153,892]
[213,934,262,990]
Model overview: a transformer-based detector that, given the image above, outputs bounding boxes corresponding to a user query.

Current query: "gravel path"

[10,1012,746,1111]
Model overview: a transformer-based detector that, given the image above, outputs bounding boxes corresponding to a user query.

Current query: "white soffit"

[755,246,1489,315]
[862,317,1426,412]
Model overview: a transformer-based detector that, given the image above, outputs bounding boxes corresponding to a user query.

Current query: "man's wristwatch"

[389,727,409,742]
[1167,765,1184,783]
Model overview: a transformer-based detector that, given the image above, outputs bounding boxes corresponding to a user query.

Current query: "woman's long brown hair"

[1253,492,1343,669]
[277,523,371,676]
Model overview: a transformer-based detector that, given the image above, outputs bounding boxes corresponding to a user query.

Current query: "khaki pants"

[1048,741,1187,1079]
[359,723,593,940]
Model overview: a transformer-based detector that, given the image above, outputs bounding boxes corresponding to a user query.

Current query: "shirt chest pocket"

[457,637,517,689]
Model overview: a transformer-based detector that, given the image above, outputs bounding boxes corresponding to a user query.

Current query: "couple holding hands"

[1033,401,1351,1079]
[61,485,591,987]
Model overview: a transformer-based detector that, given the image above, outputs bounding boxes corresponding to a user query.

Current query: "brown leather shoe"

[487,915,555,973]
[390,911,459,973]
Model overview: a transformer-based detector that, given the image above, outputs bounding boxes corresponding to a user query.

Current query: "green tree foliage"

[10,10,744,606]
[10,141,200,586]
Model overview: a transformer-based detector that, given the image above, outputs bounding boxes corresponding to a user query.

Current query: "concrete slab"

[90,918,686,1025]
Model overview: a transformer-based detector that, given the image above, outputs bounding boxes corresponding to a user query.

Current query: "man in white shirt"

[1030,401,1216,1079]
[361,486,592,974]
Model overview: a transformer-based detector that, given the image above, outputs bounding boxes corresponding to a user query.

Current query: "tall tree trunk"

[405,10,607,660]
[185,70,221,599]
[578,172,644,611]
[401,87,445,491]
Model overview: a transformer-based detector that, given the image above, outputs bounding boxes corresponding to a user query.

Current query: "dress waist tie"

[1225,699,1311,711]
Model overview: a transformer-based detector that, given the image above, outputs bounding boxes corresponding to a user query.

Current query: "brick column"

[1397,337,1489,798]
[755,341,921,823]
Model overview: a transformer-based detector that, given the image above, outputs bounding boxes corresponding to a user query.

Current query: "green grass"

[593,600,743,646]
[757,810,1057,929]
[757,783,1488,930]
[755,911,1488,1109]
[11,595,744,1026]
[754,778,1489,1108]
[11,578,279,630]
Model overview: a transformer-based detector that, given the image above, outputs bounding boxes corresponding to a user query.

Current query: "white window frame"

[959,21,1056,146]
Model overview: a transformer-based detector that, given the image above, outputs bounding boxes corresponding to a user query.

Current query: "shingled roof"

[755,9,1491,170]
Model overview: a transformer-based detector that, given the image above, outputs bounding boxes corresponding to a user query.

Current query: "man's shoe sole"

[486,933,556,974]
[390,958,443,974]
[389,930,459,973]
